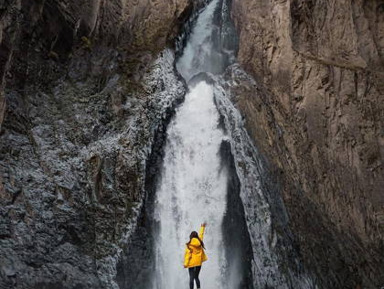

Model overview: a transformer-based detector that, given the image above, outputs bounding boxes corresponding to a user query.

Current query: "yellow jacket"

[184,226,208,268]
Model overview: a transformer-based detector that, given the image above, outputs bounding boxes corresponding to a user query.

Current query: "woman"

[184,223,208,289]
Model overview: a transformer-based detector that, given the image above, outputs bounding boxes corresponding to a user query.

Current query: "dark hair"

[186,231,205,249]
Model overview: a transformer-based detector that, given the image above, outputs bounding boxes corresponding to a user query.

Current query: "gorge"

[0,0,383,289]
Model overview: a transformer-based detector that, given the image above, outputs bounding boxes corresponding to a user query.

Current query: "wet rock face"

[0,48,186,289]
[231,0,384,288]
[220,140,254,289]
[0,0,193,288]
[0,0,193,128]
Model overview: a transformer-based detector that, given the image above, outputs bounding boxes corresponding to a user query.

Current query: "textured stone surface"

[0,0,193,127]
[2,0,384,288]
[231,0,384,287]
[0,48,185,289]
[0,0,193,288]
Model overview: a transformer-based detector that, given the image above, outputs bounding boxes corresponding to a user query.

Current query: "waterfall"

[152,1,239,289]
[142,0,322,287]
[153,80,228,289]
[149,0,316,289]
[176,0,236,82]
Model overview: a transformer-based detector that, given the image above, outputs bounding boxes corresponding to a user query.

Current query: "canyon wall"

[2,0,384,288]
[0,1,197,288]
[231,0,384,287]
[0,0,194,128]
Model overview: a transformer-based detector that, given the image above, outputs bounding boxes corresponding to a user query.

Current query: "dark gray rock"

[0,48,185,289]
[0,1,192,287]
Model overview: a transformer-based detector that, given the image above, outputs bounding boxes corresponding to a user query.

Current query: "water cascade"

[152,1,249,289]
[150,0,316,288]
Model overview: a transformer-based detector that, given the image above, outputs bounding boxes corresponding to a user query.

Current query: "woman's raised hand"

[201,222,207,227]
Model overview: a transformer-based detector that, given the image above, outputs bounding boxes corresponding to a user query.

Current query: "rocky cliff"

[1,0,384,288]
[0,0,194,126]
[231,0,384,287]
[0,0,199,288]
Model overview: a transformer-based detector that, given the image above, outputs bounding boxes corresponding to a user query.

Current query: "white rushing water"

[176,0,223,82]
[153,1,230,289]
[153,81,228,289]
[150,0,319,288]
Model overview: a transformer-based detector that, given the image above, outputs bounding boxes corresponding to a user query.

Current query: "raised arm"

[199,223,206,240]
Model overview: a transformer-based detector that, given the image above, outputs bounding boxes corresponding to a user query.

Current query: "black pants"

[188,266,201,289]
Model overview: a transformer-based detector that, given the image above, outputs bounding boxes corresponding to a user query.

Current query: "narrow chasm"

[115,2,210,289]
[220,140,254,289]
[117,1,254,289]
